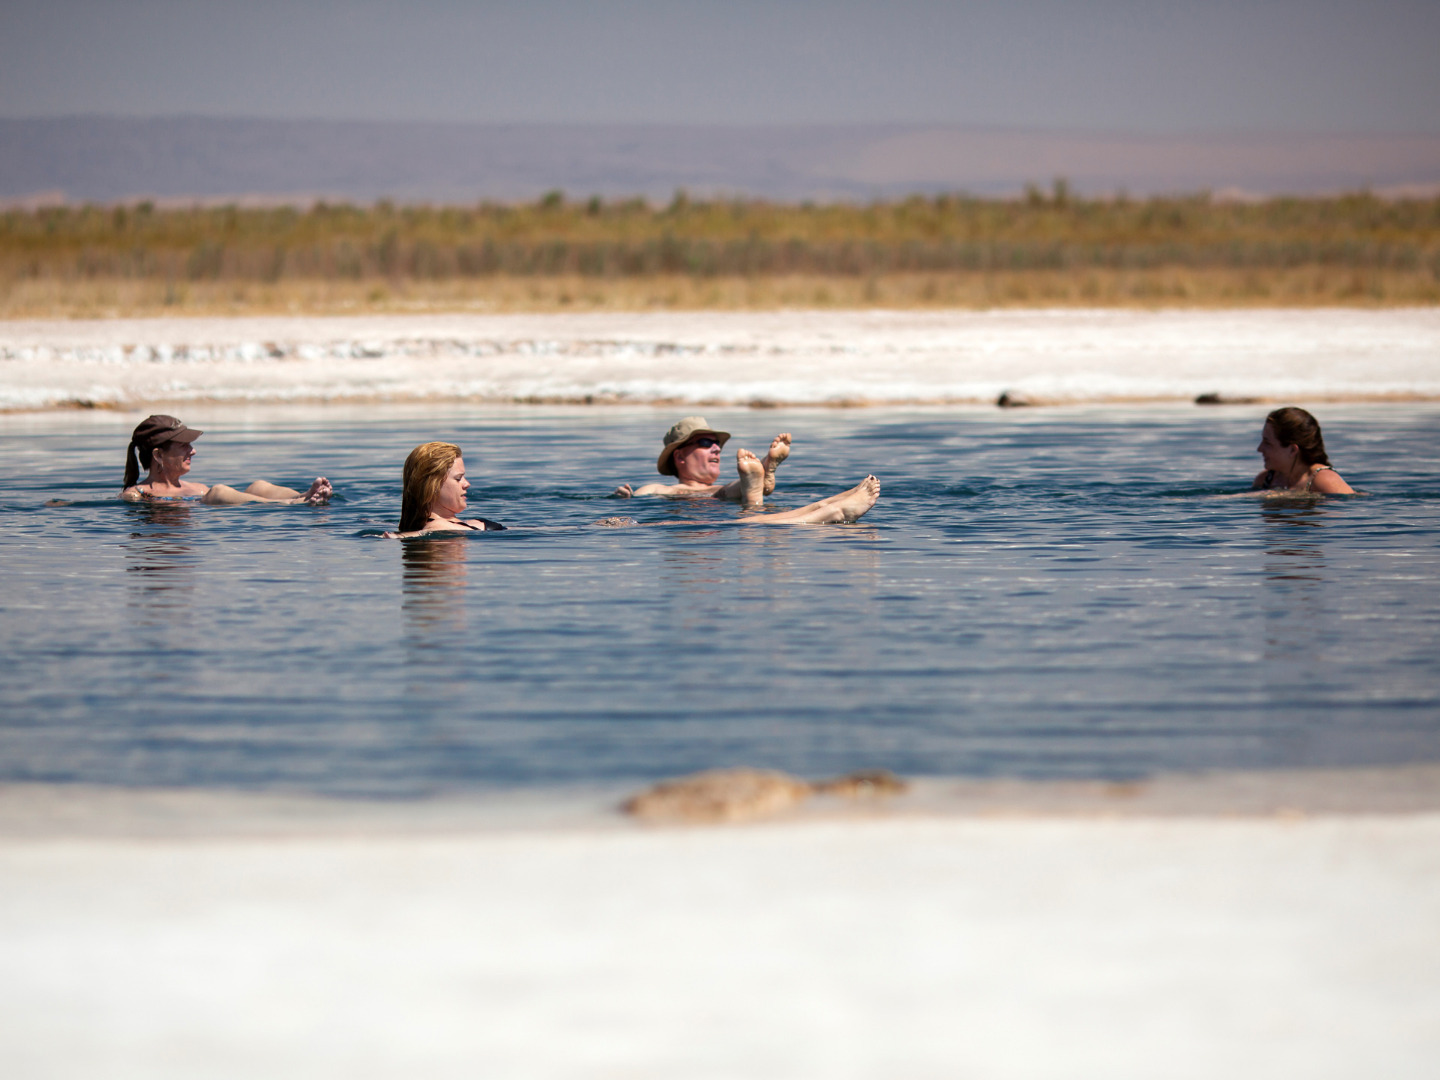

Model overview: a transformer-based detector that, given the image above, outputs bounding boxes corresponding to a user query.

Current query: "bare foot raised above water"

[300,477,332,505]
[761,433,791,496]
[231,478,332,505]
[753,475,880,524]
[821,475,880,522]
[735,447,765,508]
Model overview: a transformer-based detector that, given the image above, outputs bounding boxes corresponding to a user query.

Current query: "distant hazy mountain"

[3,116,1439,205]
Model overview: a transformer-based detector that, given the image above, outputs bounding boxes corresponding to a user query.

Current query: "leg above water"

[749,476,880,524]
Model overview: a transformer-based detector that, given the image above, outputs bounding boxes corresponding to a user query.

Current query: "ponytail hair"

[122,440,158,489]
[399,442,462,533]
[1266,407,1331,467]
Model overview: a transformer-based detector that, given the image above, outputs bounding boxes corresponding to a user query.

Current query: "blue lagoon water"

[2,404,1438,795]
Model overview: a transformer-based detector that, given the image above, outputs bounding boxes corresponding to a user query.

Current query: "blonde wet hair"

[399,441,462,533]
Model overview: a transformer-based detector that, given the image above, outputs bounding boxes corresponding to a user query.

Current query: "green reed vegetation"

[4,187,1439,314]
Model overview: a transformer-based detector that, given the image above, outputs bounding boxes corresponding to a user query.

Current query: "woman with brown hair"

[391,441,506,536]
[1252,407,1355,494]
[120,414,332,504]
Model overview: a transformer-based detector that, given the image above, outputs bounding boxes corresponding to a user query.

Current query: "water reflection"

[1260,502,1329,582]
[400,537,473,703]
[656,526,886,641]
[659,543,725,588]
[1259,502,1330,657]
[123,501,198,624]
[401,537,469,633]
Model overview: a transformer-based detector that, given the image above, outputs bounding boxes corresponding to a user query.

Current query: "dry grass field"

[4,188,1437,317]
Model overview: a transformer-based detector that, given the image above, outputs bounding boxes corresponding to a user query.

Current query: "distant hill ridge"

[3,116,1440,206]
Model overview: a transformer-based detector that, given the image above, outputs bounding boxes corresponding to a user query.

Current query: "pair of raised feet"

[716,437,879,522]
[735,433,792,506]
[300,477,333,505]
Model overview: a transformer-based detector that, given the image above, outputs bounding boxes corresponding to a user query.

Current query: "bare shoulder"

[120,487,144,502]
[1311,468,1355,494]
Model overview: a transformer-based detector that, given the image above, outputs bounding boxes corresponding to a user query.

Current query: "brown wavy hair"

[1266,407,1331,467]
[399,442,462,533]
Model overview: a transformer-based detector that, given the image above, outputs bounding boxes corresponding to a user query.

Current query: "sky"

[1,0,1437,133]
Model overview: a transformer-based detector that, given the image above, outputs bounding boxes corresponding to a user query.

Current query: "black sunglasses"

[688,436,722,449]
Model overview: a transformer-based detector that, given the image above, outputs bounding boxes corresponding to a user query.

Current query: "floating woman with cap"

[1252,407,1355,494]
[120,414,333,504]
[611,417,791,506]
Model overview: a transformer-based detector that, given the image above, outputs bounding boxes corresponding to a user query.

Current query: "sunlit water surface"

[2,404,1437,796]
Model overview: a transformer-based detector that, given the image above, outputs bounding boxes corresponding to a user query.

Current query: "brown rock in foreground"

[622,767,908,824]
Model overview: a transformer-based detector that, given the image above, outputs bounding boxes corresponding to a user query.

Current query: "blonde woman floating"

[120,414,331,505]
[398,438,877,536]
[612,417,791,506]
[389,442,506,537]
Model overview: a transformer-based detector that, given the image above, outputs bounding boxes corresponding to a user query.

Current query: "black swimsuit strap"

[431,516,505,531]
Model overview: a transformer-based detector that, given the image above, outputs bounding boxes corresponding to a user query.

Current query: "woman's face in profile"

[1256,422,1293,472]
[154,441,196,476]
[432,457,470,516]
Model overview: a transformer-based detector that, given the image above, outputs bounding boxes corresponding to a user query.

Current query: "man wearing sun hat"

[612,416,791,505]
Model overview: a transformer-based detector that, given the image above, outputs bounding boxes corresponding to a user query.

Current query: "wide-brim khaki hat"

[657,416,730,476]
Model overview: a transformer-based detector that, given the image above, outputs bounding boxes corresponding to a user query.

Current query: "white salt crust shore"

[2,308,1439,410]
[3,768,1439,1080]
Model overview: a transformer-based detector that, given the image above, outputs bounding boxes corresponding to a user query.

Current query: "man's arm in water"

[613,481,722,498]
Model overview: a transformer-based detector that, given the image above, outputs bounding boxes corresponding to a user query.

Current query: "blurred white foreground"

[3,811,1438,1080]
[3,308,1438,409]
